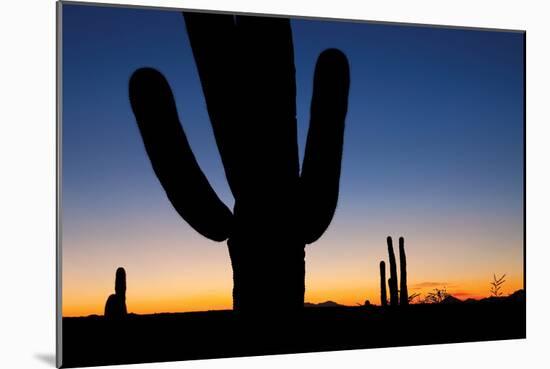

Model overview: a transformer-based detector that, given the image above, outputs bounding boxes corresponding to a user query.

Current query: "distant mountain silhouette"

[129,13,350,314]
[475,290,526,304]
[438,290,525,305]
[507,289,526,302]
[440,295,462,304]
[304,301,346,308]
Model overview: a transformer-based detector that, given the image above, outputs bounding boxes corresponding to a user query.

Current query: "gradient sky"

[61,3,524,317]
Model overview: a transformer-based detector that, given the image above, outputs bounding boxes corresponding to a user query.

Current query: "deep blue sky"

[61,3,524,315]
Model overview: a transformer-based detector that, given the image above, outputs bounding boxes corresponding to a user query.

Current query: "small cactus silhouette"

[129,13,350,313]
[379,261,387,306]
[105,267,127,319]
[380,236,408,307]
[387,237,399,306]
[399,237,408,306]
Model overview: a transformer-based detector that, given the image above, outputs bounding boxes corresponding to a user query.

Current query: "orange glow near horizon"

[62,226,524,317]
[62,274,524,317]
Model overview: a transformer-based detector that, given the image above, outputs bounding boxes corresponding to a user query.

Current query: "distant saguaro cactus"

[387,237,399,306]
[380,236,409,307]
[399,237,408,306]
[105,267,127,319]
[379,261,387,307]
[129,13,350,314]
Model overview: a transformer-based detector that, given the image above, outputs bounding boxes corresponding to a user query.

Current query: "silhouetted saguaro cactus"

[129,13,350,314]
[399,237,408,306]
[387,237,399,306]
[379,261,387,307]
[380,236,409,307]
[105,267,127,319]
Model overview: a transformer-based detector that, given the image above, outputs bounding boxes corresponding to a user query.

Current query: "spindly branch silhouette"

[129,13,350,314]
[490,273,506,297]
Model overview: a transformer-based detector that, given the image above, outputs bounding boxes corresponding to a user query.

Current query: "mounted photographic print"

[57,1,526,367]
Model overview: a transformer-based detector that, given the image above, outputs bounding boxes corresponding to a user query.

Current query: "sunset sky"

[61,4,524,317]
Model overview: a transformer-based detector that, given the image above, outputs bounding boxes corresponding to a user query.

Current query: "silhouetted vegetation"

[129,13,350,314]
[408,292,421,304]
[398,237,408,305]
[104,267,127,319]
[490,274,506,297]
[379,261,387,306]
[380,236,408,306]
[387,237,399,306]
[422,288,450,304]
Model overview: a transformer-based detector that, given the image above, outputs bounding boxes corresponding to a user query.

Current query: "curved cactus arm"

[129,68,233,242]
[300,49,350,244]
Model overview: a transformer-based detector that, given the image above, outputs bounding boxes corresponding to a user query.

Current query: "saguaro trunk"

[387,237,399,306]
[380,261,387,307]
[228,239,305,313]
[227,200,306,313]
[399,237,408,306]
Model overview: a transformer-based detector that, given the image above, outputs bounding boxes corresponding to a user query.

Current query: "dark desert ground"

[62,291,525,368]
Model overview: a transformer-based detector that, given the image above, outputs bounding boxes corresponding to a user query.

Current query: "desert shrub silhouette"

[490,274,506,297]
[380,236,408,306]
[423,287,449,304]
[407,292,421,304]
[105,267,127,319]
[129,13,350,314]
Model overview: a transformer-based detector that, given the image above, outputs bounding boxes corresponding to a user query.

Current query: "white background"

[0,0,548,368]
